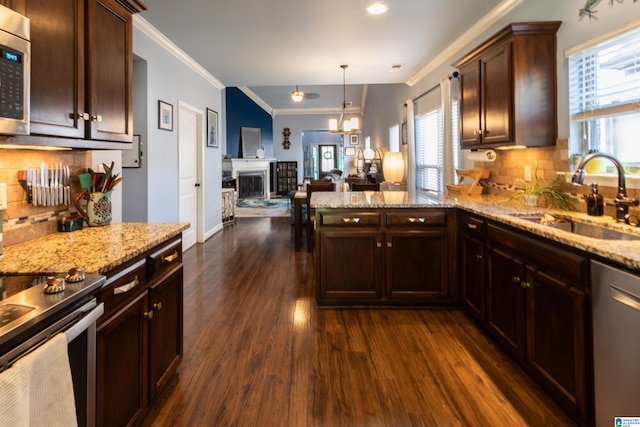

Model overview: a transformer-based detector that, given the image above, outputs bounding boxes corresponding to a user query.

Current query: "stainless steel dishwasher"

[592,260,640,426]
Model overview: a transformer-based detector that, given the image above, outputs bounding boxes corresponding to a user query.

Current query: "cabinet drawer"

[99,258,148,319]
[386,211,447,227]
[148,237,183,281]
[460,212,485,238]
[319,212,381,227]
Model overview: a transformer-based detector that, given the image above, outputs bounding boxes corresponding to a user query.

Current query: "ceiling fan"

[291,85,319,102]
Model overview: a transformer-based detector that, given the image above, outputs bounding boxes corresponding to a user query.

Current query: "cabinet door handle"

[476,254,483,260]
[91,114,103,122]
[408,217,426,223]
[377,242,382,248]
[114,276,139,295]
[74,112,90,120]
[521,281,531,289]
[144,310,154,319]
[342,217,360,223]
[512,276,521,285]
[466,223,478,229]
[153,302,163,311]
[387,242,392,248]
[474,129,483,135]
[162,250,179,263]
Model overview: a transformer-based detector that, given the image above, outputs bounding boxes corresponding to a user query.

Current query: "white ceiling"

[140,0,507,111]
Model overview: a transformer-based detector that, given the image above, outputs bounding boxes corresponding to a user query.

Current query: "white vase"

[525,195,539,207]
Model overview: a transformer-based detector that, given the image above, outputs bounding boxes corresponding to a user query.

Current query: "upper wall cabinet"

[453,22,561,150]
[6,0,146,148]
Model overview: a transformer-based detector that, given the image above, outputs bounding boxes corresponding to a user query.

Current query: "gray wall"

[128,23,224,235]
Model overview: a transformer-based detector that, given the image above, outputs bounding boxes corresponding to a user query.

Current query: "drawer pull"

[144,310,154,320]
[153,302,163,311]
[162,250,179,263]
[114,276,139,295]
[512,276,521,285]
[467,223,478,230]
[476,254,483,260]
[521,281,531,289]
[342,217,360,223]
[408,217,426,223]
[377,242,382,248]
[387,242,392,248]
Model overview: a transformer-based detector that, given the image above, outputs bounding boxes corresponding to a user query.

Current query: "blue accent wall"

[225,87,273,158]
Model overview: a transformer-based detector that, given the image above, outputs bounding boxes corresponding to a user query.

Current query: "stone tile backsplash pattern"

[0,149,91,246]
[473,139,640,219]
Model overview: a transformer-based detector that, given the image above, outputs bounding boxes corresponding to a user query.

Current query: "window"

[567,23,640,169]
[415,108,443,192]
[388,124,400,152]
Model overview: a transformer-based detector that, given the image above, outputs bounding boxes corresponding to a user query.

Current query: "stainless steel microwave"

[0,5,30,136]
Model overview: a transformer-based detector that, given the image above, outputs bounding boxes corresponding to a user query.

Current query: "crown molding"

[238,86,275,117]
[407,0,524,87]
[133,15,225,90]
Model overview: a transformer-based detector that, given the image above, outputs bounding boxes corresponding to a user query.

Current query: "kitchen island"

[312,190,640,426]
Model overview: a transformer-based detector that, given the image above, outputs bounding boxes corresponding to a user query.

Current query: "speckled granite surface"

[312,191,640,273]
[0,223,189,275]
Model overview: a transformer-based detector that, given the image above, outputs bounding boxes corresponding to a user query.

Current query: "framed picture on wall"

[350,134,359,145]
[345,147,356,156]
[207,108,219,147]
[158,100,173,131]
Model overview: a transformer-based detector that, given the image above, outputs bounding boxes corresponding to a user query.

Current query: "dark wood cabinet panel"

[385,230,449,301]
[149,266,183,402]
[453,22,560,149]
[1,0,25,13]
[87,0,133,141]
[25,0,86,138]
[460,233,485,322]
[485,245,526,361]
[97,291,148,427]
[318,230,384,302]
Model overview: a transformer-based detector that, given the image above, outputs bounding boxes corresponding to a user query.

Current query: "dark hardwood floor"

[148,217,577,427]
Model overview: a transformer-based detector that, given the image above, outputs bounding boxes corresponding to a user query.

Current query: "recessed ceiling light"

[367,3,388,15]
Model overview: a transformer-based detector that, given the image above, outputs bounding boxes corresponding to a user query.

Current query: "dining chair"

[306,181,335,252]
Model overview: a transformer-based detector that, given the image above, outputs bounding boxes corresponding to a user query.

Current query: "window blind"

[568,25,640,121]
[415,108,443,192]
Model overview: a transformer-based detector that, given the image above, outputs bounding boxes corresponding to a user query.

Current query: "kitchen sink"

[511,214,640,241]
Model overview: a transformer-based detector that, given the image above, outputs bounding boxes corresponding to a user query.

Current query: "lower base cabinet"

[96,237,183,427]
[484,224,591,426]
[317,208,454,306]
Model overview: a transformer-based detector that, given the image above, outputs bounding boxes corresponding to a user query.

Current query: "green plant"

[508,172,575,210]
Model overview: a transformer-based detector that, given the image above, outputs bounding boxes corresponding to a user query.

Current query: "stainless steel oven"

[0,273,105,427]
[0,4,30,135]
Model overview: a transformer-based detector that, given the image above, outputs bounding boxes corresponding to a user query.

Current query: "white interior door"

[178,103,202,250]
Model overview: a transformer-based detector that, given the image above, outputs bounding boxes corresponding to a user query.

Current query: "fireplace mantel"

[222,158,276,199]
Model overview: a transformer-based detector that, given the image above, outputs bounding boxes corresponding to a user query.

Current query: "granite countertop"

[311,191,640,273]
[0,222,189,275]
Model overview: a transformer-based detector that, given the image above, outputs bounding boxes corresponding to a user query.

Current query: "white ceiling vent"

[389,64,403,72]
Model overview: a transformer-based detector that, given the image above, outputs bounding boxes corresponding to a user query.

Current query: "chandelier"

[329,65,359,134]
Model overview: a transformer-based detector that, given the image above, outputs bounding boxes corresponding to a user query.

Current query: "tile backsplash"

[475,139,640,220]
[0,149,91,246]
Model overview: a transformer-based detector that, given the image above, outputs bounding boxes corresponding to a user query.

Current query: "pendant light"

[329,65,359,134]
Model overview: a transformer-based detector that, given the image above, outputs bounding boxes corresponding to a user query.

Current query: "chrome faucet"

[571,152,639,223]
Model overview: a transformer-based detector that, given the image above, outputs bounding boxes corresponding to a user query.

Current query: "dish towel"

[0,333,78,427]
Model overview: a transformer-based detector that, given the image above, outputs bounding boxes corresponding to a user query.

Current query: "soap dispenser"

[586,183,604,216]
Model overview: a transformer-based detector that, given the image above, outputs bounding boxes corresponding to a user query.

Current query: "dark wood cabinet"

[459,212,486,324]
[317,208,454,306]
[97,290,148,427]
[453,22,561,149]
[276,161,298,195]
[24,0,133,143]
[485,223,591,425]
[97,236,183,427]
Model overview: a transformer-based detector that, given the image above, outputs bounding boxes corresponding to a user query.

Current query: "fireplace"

[222,158,275,199]
[238,173,264,199]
